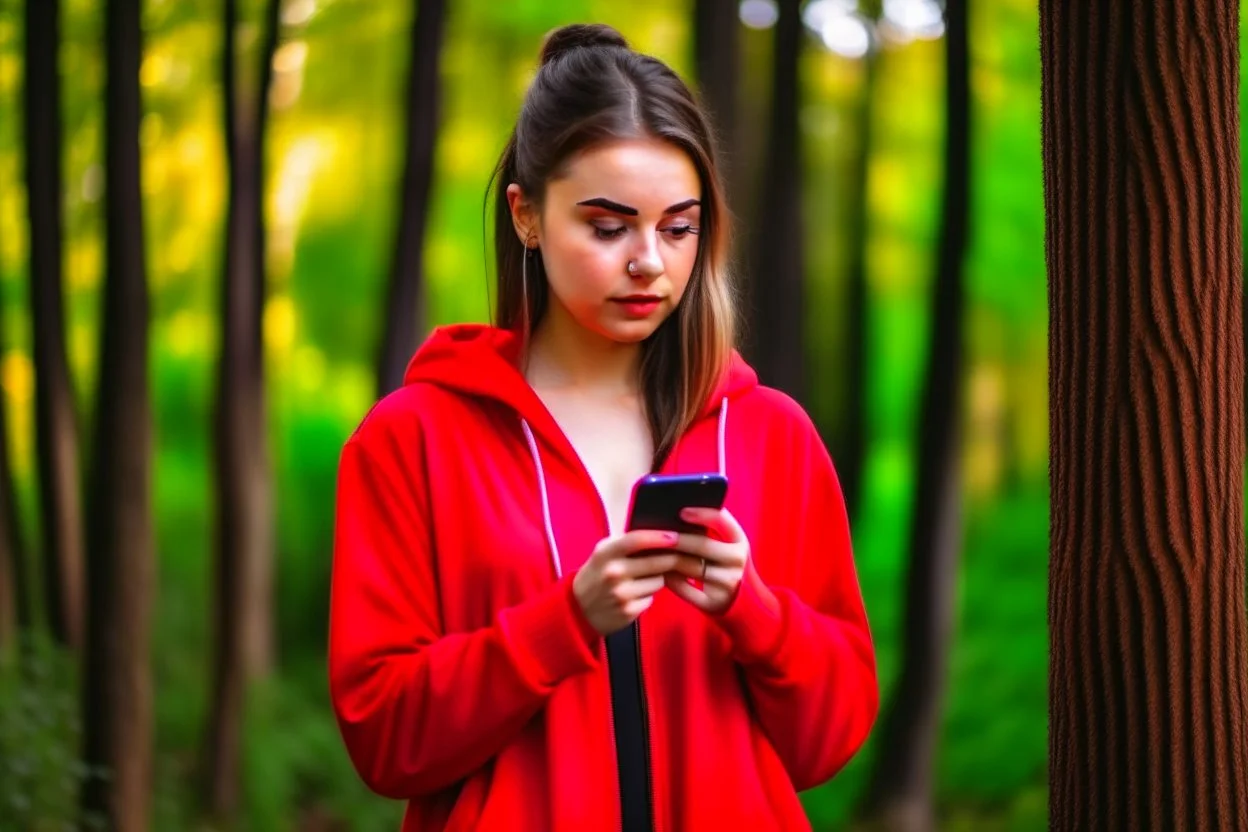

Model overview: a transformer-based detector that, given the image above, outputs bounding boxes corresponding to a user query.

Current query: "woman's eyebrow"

[662,198,701,215]
[576,197,638,215]
[575,197,701,216]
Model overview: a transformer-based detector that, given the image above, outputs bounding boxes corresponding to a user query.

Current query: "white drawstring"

[521,419,563,579]
[521,397,730,581]
[717,396,728,478]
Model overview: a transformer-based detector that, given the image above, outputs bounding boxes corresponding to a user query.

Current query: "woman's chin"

[599,318,665,344]
[596,305,676,342]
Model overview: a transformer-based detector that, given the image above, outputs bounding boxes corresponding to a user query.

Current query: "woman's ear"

[506,184,540,249]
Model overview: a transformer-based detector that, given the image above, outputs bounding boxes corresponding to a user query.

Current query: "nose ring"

[627,261,639,276]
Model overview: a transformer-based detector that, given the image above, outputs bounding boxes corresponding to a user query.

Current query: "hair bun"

[539,23,629,66]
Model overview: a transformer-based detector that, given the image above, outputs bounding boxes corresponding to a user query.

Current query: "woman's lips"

[612,297,662,317]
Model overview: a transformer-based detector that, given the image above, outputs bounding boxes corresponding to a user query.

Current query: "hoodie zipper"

[634,618,657,832]
[604,636,624,828]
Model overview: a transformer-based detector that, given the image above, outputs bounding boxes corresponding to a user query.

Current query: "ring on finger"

[700,557,708,582]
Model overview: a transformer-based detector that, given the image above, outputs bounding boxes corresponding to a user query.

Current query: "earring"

[521,246,530,320]
[521,243,537,333]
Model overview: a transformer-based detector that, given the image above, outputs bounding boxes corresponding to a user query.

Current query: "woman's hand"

[573,530,701,635]
[664,507,751,614]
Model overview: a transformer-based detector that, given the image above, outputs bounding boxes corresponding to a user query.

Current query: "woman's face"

[508,137,703,346]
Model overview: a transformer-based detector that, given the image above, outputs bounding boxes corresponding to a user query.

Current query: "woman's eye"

[593,225,627,240]
[664,225,698,239]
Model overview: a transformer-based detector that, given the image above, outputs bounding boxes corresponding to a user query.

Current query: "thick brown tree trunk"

[81,0,155,828]
[203,0,281,819]
[693,0,739,203]
[748,0,805,401]
[376,0,447,397]
[25,0,85,651]
[1042,0,1248,828]
[858,3,969,830]
[838,44,878,523]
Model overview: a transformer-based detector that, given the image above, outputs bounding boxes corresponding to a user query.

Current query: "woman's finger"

[618,574,666,600]
[679,506,746,543]
[667,556,703,579]
[623,553,702,579]
[611,529,681,557]
[670,533,742,567]
[664,572,714,612]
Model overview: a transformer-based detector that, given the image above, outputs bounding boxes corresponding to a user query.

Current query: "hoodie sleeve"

[711,408,878,791]
[328,421,601,799]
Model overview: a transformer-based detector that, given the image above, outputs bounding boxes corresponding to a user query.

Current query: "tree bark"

[838,45,878,524]
[203,0,281,819]
[693,0,739,204]
[748,0,805,402]
[376,0,447,397]
[857,3,969,830]
[1042,0,1248,828]
[81,0,155,828]
[25,0,85,651]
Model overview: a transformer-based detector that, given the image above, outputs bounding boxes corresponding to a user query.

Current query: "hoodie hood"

[403,323,537,416]
[403,323,758,424]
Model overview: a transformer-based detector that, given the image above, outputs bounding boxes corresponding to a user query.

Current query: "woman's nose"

[628,235,663,278]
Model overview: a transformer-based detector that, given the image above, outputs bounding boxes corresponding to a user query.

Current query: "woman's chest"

[537,393,654,536]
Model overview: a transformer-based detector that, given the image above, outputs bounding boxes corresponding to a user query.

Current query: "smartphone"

[625,472,729,534]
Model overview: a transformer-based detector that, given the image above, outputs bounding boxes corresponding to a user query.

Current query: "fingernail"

[664,531,679,544]
[679,507,695,519]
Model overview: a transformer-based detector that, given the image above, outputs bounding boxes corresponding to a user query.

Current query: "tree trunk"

[857,3,969,830]
[81,0,155,828]
[748,0,805,402]
[693,0,739,203]
[376,0,447,397]
[203,0,281,819]
[25,0,85,651]
[1042,0,1248,828]
[838,46,878,524]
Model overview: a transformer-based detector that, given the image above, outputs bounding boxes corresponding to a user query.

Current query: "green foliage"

[0,635,104,832]
[798,491,1049,830]
[939,494,1049,797]
[240,662,404,832]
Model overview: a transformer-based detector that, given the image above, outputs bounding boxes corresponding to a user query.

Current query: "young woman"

[329,23,877,832]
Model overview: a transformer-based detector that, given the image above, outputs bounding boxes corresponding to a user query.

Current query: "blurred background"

[0,0,1080,828]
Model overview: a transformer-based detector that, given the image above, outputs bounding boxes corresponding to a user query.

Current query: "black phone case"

[625,473,729,534]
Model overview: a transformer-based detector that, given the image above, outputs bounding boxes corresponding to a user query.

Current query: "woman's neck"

[525,308,642,398]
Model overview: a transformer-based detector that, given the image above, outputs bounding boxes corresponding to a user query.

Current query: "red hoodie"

[329,324,877,831]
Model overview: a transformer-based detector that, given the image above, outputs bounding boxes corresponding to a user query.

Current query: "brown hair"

[489,23,737,467]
